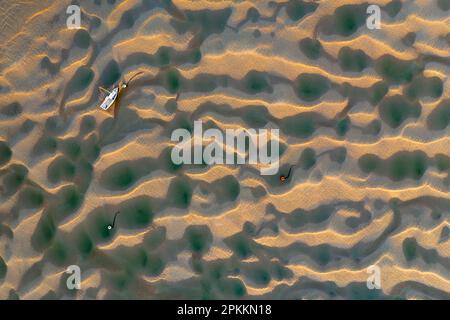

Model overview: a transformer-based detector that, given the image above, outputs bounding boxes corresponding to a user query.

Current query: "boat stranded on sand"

[98,71,143,111]
[99,86,120,110]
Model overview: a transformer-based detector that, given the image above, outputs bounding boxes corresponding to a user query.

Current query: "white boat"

[98,71,143,111]
[99,87,119,110]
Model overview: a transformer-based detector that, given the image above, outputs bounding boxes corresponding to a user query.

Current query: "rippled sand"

[0,0,450,300]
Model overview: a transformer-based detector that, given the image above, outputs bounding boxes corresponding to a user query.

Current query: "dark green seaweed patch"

[295,74,330,102]
[383,0,402,17]
[226,234,252,258]
[143,226,166,250]
[169,177,192,208]
[244,71,271,94]
[31,214,57,251]
[285,0,318,21]
[358,154,380,173]
[336,117,350,136]
[32,136,58,156]
[120,196,154,228]
[378,95,421,128]
[338,47,369,72]
[334,5,367,37]
[299,38,322,60]
[73,29,91,49]
[402,237,417,261]
[184,225,213,254]
[283,113,319,138]
[358,151,428,181]
[435,154,450,172]
[48,239,71,266]
[100,159,154,191]
[402,32,416,47]
[242,106,269,128]
[165,69,182,94]
[101,60,121,87]
[247,266,271,286]
[1,102,22,117]
[19,187,44,209]
[75,230,94,256]
[170,9,232,39]
[375,55,421,84]
[0,141,12,166]
[426,100,450,130]
[215,175,240,203]
[330,147,347,164]
[61,139,82,160]
[369,81,388,105]
[145,253,164,276]
[0,256,6,280]
[2,164,28,195]
[300,148,316,170]
[57,185,83,217]
[80,115,96,134]
[404,76,443,100]
[389,152,427,181]
[191,74,217,92]
[47,156,76,184]
[69,66,94,93]
[120,9,137,29]
[438,0,450,11]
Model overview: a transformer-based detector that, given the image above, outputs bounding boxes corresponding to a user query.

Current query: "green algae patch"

[427,100,450,130]
[299,38,322,60]
[336,117,350,136]
[57,185,83,218]
[358,154,380,173]
[286,0,318,21]
[69,66,94,93]
[185,225,213,254]
[284,113,318,138]
[295,74,330,102]
[369,82,389,105]
[169,177,192,209]
[338,47,369,72]
[48,239,72,267]
[358,151,428,181]
[19,187,44,209]
[145,253,165,276]
[378,95,421,128]
[244,71,271,94]
[75,229,94,256]
[101,60,121,87]
[2,164,28,196]
[384,0,402,17]
[435,154,450,172]
[300,148,316,170]
[375,55,421,84]
[404,76,443,100]
[0,141,12,166]
[120,196,154,228]
[0,256,6,280]
[32,214,57,251]
[438,0,450,10]
[47,156,76,184]
[74,29,91,49]
[165,69,182,94]
[215,175,240,203]
[403,237,417,261]
[334,5,366,37]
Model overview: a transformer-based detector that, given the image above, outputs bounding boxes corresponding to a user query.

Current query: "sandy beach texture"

[0,0,449,299]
